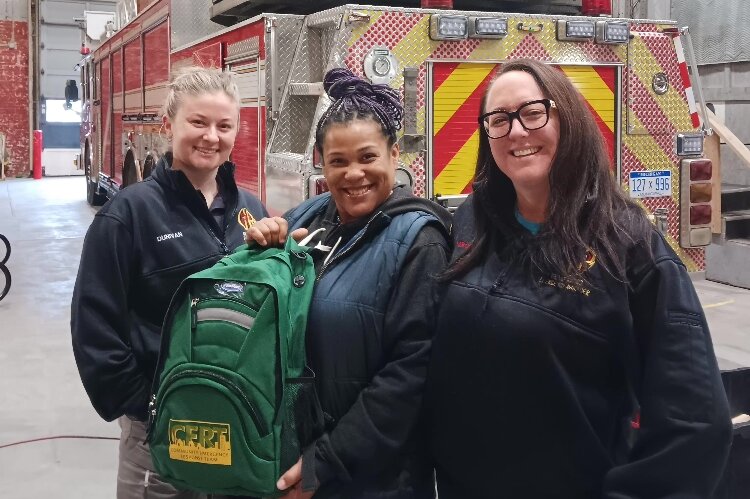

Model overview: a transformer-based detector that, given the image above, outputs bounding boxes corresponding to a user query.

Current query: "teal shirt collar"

[515,208,542,235]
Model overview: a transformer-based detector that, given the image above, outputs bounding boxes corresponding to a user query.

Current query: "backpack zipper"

[152,369,268,436]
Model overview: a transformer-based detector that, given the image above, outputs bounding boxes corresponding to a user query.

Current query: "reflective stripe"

[196,308,255,329]
[671,33,701,127]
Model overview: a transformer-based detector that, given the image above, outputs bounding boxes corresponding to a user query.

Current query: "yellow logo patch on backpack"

[168,419,231,466]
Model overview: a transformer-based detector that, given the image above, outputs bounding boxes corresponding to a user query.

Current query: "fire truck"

[75,0,716,272]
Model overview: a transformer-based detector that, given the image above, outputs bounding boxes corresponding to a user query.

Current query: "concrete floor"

[0,177,118,498]
[0,176,749,497]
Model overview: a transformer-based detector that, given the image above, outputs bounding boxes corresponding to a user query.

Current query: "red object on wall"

[0,20,30,178]
[33,130,42,179]
[581,0,612,15]
[421,0,453,8]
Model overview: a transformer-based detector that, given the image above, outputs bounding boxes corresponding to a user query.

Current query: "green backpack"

[148,238,320,497]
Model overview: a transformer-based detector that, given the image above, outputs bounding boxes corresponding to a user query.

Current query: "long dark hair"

[447,59,651,281]
[315,68,403,153]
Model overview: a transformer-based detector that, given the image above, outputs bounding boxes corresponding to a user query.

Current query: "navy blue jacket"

[428,195,731,498]
[71,156,267,422]
[286,188,451,498]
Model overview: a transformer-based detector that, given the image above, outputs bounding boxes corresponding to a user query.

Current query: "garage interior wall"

[0,0,29,178]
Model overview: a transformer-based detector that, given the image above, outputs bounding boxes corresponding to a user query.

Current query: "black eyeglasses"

[478,99,556,139]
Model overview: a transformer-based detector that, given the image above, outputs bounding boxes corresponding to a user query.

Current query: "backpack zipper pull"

[147,393,157,437]
[191,298,199,329]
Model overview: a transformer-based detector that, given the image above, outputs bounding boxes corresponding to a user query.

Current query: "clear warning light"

[596,21,629,44]
[470,17,507,39]
[676,133,704,156]
[557,20,596,41]
[430,15,468,40]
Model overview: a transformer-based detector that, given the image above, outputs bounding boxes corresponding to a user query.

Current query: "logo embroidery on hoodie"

[237,208,256,230]
[539,250,596,297]
[156,232,183,242]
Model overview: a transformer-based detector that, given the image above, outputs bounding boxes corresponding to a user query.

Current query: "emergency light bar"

[596,21,629,44]
[469,17,508,39]
[557,20,595,41]
[676,133,704,156]
[430,15,468,40]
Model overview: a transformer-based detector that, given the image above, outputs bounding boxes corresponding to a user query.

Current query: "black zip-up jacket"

[427,195,731,498]
[71,156,267,422]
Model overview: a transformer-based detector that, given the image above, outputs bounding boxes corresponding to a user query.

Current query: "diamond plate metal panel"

[171,0,225,51]
[501,16,624,65]
[266,152,305,173]
[227,38,260,63]
[306,8,343,30]
[266,154,308,217]
[404,153,426,198]
[671,0,750,65]
[265,17,305,141]
[626,28,694,136]
[269,7,350,157]
[619,24,705,271]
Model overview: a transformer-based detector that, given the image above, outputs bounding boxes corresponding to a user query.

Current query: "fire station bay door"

[429,62,620,199]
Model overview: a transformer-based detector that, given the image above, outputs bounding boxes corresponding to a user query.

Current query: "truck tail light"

[689,159,712,180]
[690,205,712,225]
[680,158,713,247]
[582,0,612,16]
[690,183,712,203]
[308,175,329,196]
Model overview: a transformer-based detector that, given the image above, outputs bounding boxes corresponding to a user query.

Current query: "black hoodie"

[71,157,267,422]
[427,194,731,499]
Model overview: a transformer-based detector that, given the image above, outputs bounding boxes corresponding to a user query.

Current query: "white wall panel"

[39,0,117,99]
[0,0,27,21]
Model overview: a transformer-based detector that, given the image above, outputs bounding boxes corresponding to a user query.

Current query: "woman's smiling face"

[484,70,560,196]
[321,119,398,224]
[163,91,239,174]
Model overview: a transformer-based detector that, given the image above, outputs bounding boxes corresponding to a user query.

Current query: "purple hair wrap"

[317,68,403,144]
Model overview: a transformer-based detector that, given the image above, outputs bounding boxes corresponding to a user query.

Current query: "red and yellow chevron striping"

[432,62,617,196]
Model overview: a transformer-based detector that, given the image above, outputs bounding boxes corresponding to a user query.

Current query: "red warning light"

[690,205,712,225]
[689,160,712,181]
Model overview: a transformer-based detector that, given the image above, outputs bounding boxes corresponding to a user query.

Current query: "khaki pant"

[117,416,207,499]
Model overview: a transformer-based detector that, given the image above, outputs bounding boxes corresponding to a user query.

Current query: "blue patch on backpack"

[215,282,245,297]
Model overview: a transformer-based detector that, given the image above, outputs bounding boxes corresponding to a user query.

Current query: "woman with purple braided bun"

[245,68,451,498]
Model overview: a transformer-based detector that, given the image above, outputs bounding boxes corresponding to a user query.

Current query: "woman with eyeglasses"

[426,58,731,498]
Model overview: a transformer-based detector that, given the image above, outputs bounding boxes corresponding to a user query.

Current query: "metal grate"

[671,0,750,65]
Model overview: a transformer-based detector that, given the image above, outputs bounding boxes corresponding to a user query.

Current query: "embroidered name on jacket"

[156,232,184,242]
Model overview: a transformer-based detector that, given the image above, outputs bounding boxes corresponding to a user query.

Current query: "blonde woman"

[71,66,267,498]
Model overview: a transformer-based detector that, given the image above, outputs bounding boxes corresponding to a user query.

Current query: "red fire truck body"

[78,0,716,271]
